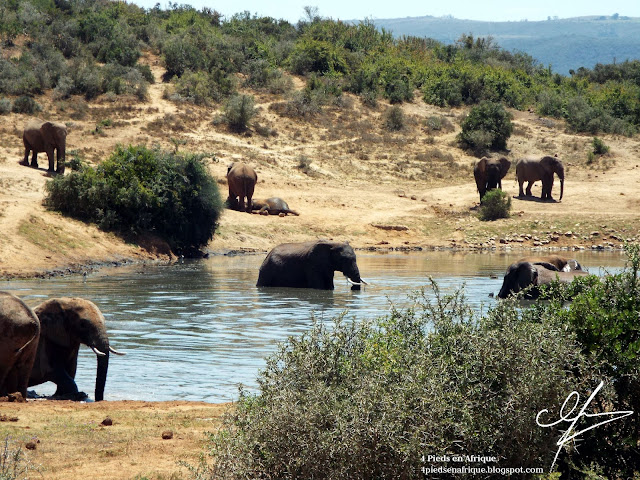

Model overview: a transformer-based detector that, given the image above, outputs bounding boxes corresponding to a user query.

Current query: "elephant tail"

[16,331,39,355]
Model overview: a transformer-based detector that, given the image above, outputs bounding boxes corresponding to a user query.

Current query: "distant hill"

[369,15,640,74]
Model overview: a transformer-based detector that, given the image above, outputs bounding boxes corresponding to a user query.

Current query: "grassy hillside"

[371,15,640,74]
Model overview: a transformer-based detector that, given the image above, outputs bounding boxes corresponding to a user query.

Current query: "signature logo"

[536,381,633,472]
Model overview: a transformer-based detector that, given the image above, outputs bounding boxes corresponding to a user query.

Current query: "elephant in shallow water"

[498,261,589,299]
[21,119,67,174]
[517,255,583,272]
[0,292,40,398]
[29,298,124,401]
[473,156,511,202]
[226,162,257,213]
[256,240,366,290]
[251,197,299,216]
[516,156,564,201]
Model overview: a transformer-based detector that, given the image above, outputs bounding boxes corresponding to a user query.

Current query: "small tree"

[382,105,405,131]
[223,94,256,133]
[478,188,511,220]
[458,101,513,155]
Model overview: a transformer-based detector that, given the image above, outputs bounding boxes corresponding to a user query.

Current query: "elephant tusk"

[347,278,370,286]
[109,346,126,356]
[91,346,107,357]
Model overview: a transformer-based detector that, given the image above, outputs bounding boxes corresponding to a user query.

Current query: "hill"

[370,15,640,74]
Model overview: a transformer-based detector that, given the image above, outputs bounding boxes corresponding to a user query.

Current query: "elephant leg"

[46,148,55,172]
[21,147,30,166]
[56,148,65,174]
[518,180,525,197]
[245,195,253,213]
[51,367,79,397]
[31,151,39,169]
[525,182,532,196]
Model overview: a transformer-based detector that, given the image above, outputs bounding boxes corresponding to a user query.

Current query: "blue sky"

[128,0,640,23]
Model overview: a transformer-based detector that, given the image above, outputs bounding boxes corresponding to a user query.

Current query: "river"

[2,250,628,403]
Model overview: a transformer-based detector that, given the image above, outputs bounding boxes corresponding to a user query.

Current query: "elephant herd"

[226,161,298,216]
[0,293,123,402]
[474,155,565,203]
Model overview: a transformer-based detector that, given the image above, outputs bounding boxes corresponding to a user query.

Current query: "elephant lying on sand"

[251,197,299,216]
[257,240,367,290]
[473,157,511,202]
[498,261,589,299]
[21,119,67,174]
[516,156,564,201]
[29,298,124,401]
[227,162,257,213]
[517,255,583,272]
[0,292,40,399]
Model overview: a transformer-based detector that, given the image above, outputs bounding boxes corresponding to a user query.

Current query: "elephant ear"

[533,261,559,271]
[498,157,511,179]
[40,121,55,136]
[226,163,234,176]
[473,157,488,188]
[35,299,73,348]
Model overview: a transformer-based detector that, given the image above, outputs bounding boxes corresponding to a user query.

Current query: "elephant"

[0,292,40,399]
[516,156,564,201]
[256,240,367,290]
[498,261,589,299]
[251,197,299,216]
[473,156,511,202]
[21,119,67,174]
[517,255,583,272]
[28,297,124,401]
[226,162,257,213]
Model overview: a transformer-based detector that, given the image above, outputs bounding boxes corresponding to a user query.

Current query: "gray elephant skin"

[29,297,124,401]
[473,156,511,202]
[251,197,299,216]
[227,162,258,213]
[498,261,588,299]
[257,240,364,290]
[0,292,40,398]
[516,156,564,201]
[21,118,67,174]
[517,255,583,272]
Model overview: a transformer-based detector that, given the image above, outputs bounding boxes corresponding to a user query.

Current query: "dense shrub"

[478,188,511,220]
[172,70,235,105]
[592,136,610,155]
[382,105,405,131]
[458,101,513,155]
[202,281,611,479]
[11,95,40,113]
[222,94,256,132]
[44,146,223,254]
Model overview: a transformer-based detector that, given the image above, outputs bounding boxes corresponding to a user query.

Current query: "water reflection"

[1,250,627,403]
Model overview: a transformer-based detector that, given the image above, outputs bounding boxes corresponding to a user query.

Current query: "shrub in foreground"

[201,281,612,479]
[478,188,511,220]
[44,145,223,254]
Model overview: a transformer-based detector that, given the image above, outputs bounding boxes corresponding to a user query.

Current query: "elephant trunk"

[343,263,363,285]
[559,177,564,201]
[557,164,564,201]
[95,351,109,402]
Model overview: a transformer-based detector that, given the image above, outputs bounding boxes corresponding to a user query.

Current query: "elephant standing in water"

[21,119,67,174]
[257,240,367,290]
[473,157,511,202]
[29,298,124,401]
[0,292,40,398]
[517,255,583,272]
[498,261,588,299]
[226,162,257,213]
[516,156,564,201]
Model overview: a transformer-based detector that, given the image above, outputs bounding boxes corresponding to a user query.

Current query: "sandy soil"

[1,54,640,478]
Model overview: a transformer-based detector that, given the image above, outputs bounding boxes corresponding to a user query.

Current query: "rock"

[25,441,37,450]
[591,231,600,237]
[162,430,174,440]
[101,417,113,426]
[371,224,409,231]
[8,392,25,403]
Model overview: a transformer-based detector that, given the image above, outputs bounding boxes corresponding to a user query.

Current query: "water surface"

[2,251,627,402]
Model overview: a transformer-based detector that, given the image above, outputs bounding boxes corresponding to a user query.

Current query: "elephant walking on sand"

[498,261,588,299]
[473,157,511,202]
[29,297,124,401]
[0,292,40,398]
[257,240,367,290]
[227,162,257,213]
[21,119,67,174]
[516,156,564,201]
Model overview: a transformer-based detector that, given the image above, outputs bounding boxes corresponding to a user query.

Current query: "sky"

[128,0,640,24]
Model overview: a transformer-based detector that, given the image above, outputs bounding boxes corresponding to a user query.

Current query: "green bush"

[11,95,40,113]
[202,282,608,479]
[592,136,610,155]
[0,98,11,114]
[223,94,256,132]
[44,146,223,254]
[478,188,511,220]
[458,101,513,154]
[382,105,405,131]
